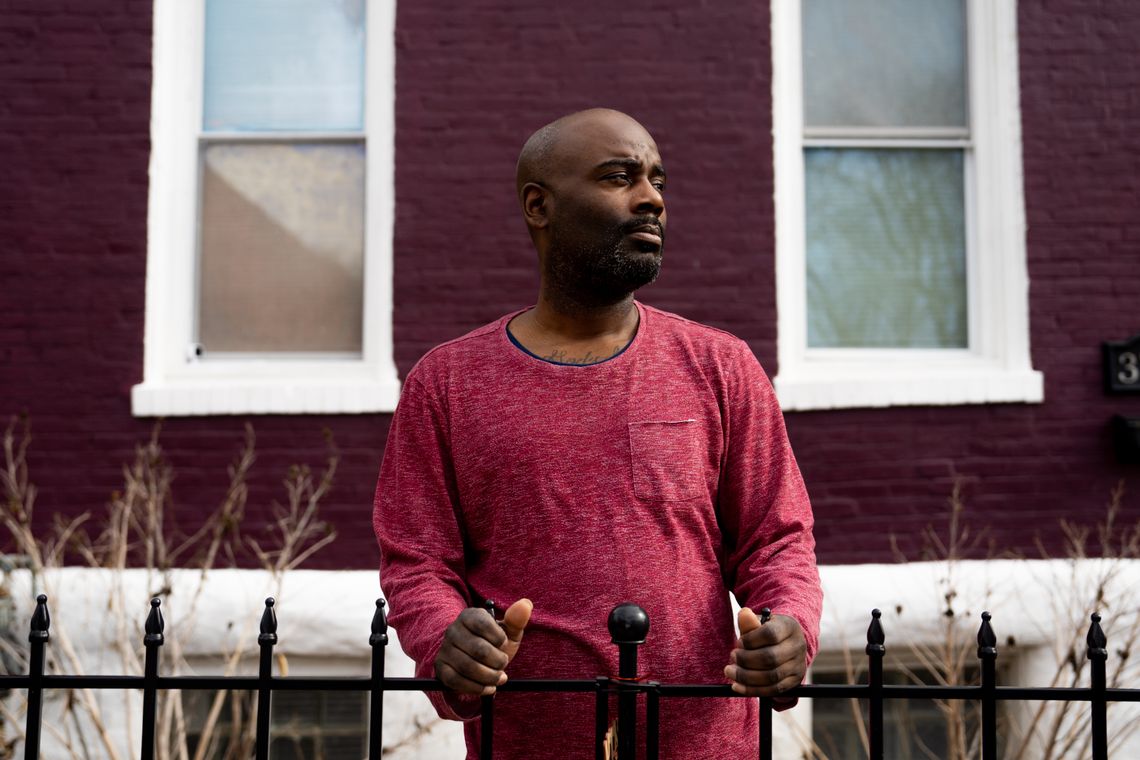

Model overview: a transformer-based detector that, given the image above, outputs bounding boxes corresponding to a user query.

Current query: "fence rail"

[1,595,1137,760]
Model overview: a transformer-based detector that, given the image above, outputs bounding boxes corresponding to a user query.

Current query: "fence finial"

[145,598,165,645]
[866,608,885,655]
[608,602,649,645]
[977,611,997,657]
[29,594,50,643]
[370,599,389,646]
[1086,612,1107,661]
[259,597,278,645]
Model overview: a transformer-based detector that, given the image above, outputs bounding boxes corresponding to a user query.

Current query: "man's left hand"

[723,608,807,697]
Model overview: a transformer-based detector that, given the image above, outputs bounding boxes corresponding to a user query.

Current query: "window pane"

[198,142,365,353]
[803,0,966,129]
[805,148,967,348]
[812,669,985,758]
[204,0,365,131]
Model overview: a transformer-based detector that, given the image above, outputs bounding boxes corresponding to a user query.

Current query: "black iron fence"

[1,594,1137,760]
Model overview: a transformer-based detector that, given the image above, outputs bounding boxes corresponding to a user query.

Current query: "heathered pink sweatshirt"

[374,302,821,759]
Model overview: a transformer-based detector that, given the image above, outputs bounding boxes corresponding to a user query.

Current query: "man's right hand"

[434,598,533,695]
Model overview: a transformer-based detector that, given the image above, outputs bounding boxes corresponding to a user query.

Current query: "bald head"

[515,108,655,200]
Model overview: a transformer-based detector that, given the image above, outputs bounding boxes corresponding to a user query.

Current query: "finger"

[461,609,508,648]
[732,642,801,672]
[728,656,804,687]
[723,663,804,697]
[436,660,502,696]
[738,606,762,636]
[437,648,508,689]
[730,672,803,698]
[740,615,800,649]
[501,598,533,643]
[450,631,510,670]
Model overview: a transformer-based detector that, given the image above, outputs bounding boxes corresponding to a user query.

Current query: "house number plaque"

[1104,333,1140,393]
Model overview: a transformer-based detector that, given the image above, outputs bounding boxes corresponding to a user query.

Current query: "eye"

[604,172,632,185]
[651,179,666,192]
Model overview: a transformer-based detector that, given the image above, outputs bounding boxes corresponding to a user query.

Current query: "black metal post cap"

[608,603,649,645]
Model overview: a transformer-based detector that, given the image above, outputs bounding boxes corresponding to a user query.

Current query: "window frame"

[134,0,399,416]
[771,0,1043,411]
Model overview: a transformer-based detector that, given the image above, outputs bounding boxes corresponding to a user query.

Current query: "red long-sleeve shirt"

[374,302,821,758]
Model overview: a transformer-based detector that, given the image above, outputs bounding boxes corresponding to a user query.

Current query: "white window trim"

[771,0,1043,411]
[134,0,400,417]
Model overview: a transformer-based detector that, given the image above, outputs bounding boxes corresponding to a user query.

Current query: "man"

[374,108,821,758]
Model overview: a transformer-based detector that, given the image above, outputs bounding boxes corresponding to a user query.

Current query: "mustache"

[620,217,665,239]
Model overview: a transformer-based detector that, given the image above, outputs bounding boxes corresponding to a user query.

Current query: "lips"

[627,224,663,246]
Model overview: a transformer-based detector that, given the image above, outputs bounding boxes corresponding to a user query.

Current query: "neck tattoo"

[542,344,625,365]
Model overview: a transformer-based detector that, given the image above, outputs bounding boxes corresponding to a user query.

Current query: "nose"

[632,177,665,217]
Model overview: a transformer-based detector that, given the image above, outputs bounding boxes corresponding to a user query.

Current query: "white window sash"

[134,0,399,416]
[771,0,1042,411]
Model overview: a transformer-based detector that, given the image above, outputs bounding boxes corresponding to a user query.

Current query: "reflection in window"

[805,149,966,349]
[198,142,365,353]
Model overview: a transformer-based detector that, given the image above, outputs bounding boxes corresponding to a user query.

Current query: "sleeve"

[373,374,480,721]
[717,341,823,665]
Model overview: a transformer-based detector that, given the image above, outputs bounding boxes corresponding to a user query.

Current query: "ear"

[521,182,550,229]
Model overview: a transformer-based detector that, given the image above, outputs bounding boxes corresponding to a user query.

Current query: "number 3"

[1120,351,1140,385]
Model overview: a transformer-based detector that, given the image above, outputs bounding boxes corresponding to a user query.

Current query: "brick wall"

[1,0,1137,568]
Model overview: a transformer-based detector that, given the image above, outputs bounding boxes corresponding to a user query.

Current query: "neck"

[530,284,638,342]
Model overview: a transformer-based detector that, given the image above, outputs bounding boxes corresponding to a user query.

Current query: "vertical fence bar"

[255,597,278,760]
[758,697,772,760]
[645,681,660,760]
[368,599,388,759]
[480,694,494,759]
[24,594,49,760]
[140,598,165,760]
[866,609,885,760]
[609,603,649,760]
[1086,612,1108,760]
[480,599,496,759]
[595,676,609,760]
[977,611,998,760]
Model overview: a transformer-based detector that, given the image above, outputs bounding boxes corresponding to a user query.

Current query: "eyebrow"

[594,157,667,179]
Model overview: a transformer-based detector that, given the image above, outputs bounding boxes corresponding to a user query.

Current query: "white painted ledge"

[775,366,1044,411]
[131,377,401,416]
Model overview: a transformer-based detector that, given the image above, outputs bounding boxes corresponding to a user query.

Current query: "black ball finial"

[608,603,650,645]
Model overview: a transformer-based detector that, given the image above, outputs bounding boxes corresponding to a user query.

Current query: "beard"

[545,215,664,308]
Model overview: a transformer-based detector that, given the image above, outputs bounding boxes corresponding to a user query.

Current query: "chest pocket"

[628,419,704,502]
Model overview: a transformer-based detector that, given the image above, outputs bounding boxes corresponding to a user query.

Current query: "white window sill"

[131,377,401,416]
[774,365,1043,411]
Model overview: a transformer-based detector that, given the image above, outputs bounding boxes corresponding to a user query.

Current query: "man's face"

[543,114,667,304]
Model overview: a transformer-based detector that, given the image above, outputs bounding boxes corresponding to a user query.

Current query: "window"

[134,0,399,416]
[811,666,991,759]
[185,689,368,759]
[771,0,1043,410]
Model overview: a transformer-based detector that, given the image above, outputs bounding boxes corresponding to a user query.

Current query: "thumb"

[501,598,533,643]
[738,606,762,636]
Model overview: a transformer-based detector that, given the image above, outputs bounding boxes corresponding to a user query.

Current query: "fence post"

[608,603,649,760]
[255,597,278,760]
[645,681,660,760]
[866,608,885,760]
[594,676,610,760]
[140,598,164,760]
[368,599,387,759]
[1086,612,1108,760]
[758,606,773,760]
[758,696,772,760]
[480,600,496,759]
[24,594,49,760]
[977,611,997,760]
